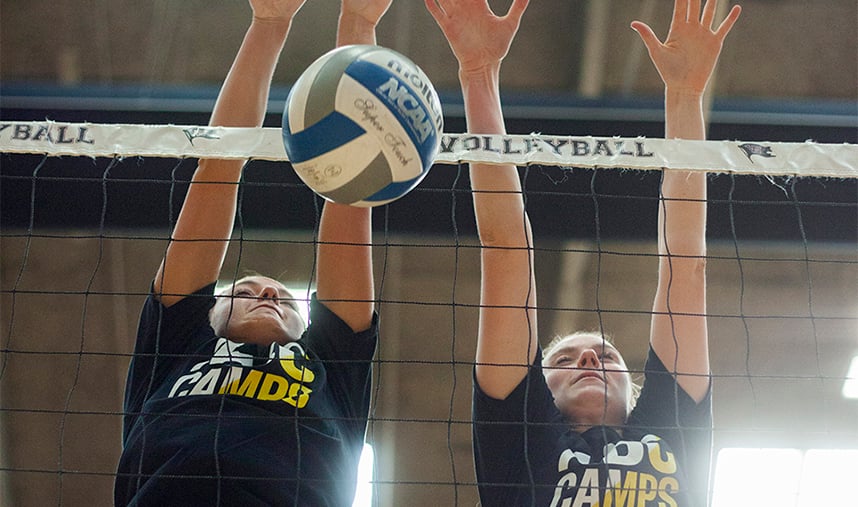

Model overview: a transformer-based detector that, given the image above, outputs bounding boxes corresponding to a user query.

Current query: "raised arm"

[426,0,532,399]
[155,0,307,307]
[632,0,741,402]
[314,0,392,332]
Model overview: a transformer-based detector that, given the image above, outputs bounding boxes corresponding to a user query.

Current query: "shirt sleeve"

[123,283,217,434]
[627,346,713,505]
[134,283,216,354]
[302,294,377,364]
[301,294,379,437]
[627,346,712,431]
[472,348,564,499]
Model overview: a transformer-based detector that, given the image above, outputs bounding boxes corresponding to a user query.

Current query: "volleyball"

[282,45,443,207]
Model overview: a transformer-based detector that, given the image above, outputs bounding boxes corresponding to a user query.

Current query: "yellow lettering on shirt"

[219,368,262,397]
[280,348,315,383]
[554,469,680,507]
[636,473,658,505]
[258,373,289,401]
[284,382,313,408]
[643,436,677,474]
[603,470,638,507]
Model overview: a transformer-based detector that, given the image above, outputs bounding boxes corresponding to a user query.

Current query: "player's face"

[542,334,632,429]
[210,276,306,346]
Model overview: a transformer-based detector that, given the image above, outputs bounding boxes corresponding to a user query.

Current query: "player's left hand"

[341,0,393,27]
[631,0,741,94]
[250,0,308,23]
[425,0,529,75]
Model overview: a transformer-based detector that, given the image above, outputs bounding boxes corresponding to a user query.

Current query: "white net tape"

[2,120,857,178]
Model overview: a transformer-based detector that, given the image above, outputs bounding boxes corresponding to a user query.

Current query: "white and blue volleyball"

[282,45,443,207]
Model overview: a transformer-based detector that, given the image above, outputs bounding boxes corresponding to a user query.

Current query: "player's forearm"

[665,88,706,141]
[181,19,292,232]
[316,203,374,332]
[210,19,292,130]
[651,89,710,396]
[661,89,707,256]
[460,66,530,249]
[157,19,293,302]
[183,19,293,231]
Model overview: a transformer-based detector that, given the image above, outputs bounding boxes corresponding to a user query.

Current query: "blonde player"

[115,0,392,505]
[426,0,740,505]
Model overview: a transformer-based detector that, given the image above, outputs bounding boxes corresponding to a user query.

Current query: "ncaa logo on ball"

[282,45,443,207]
[376,57,443,144]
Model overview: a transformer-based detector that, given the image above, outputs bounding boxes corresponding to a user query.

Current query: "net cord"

[1,121,857,178]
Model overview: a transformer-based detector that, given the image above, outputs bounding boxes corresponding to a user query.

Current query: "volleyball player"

[115,0,393,505]
[426,0,741,505]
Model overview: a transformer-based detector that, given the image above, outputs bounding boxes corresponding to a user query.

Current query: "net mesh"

[1,125,856,506]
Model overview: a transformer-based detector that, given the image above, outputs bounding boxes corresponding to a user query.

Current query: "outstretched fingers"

[426,0,528,21]
[670,0,688,32]
[425,0,530,69]
[424,0,445,21]
[714,4,742,40]
[505,0,529,25]
[701,0,719,28]
[687,0,702,23]
[700,0,742,37]
[426,0,469,19]
[630,20,662,54]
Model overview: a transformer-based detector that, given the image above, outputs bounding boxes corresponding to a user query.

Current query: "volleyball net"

[2,120,857,176]
[1,122,857,506]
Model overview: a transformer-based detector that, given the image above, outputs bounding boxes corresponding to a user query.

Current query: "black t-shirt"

[473,347,712,507]
[116,284,378,506]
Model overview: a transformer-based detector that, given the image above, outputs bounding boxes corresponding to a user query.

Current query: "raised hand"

[341,0,393,27]
[250,0,308,23]
[631,0,741,94]
[425,0,529,74]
